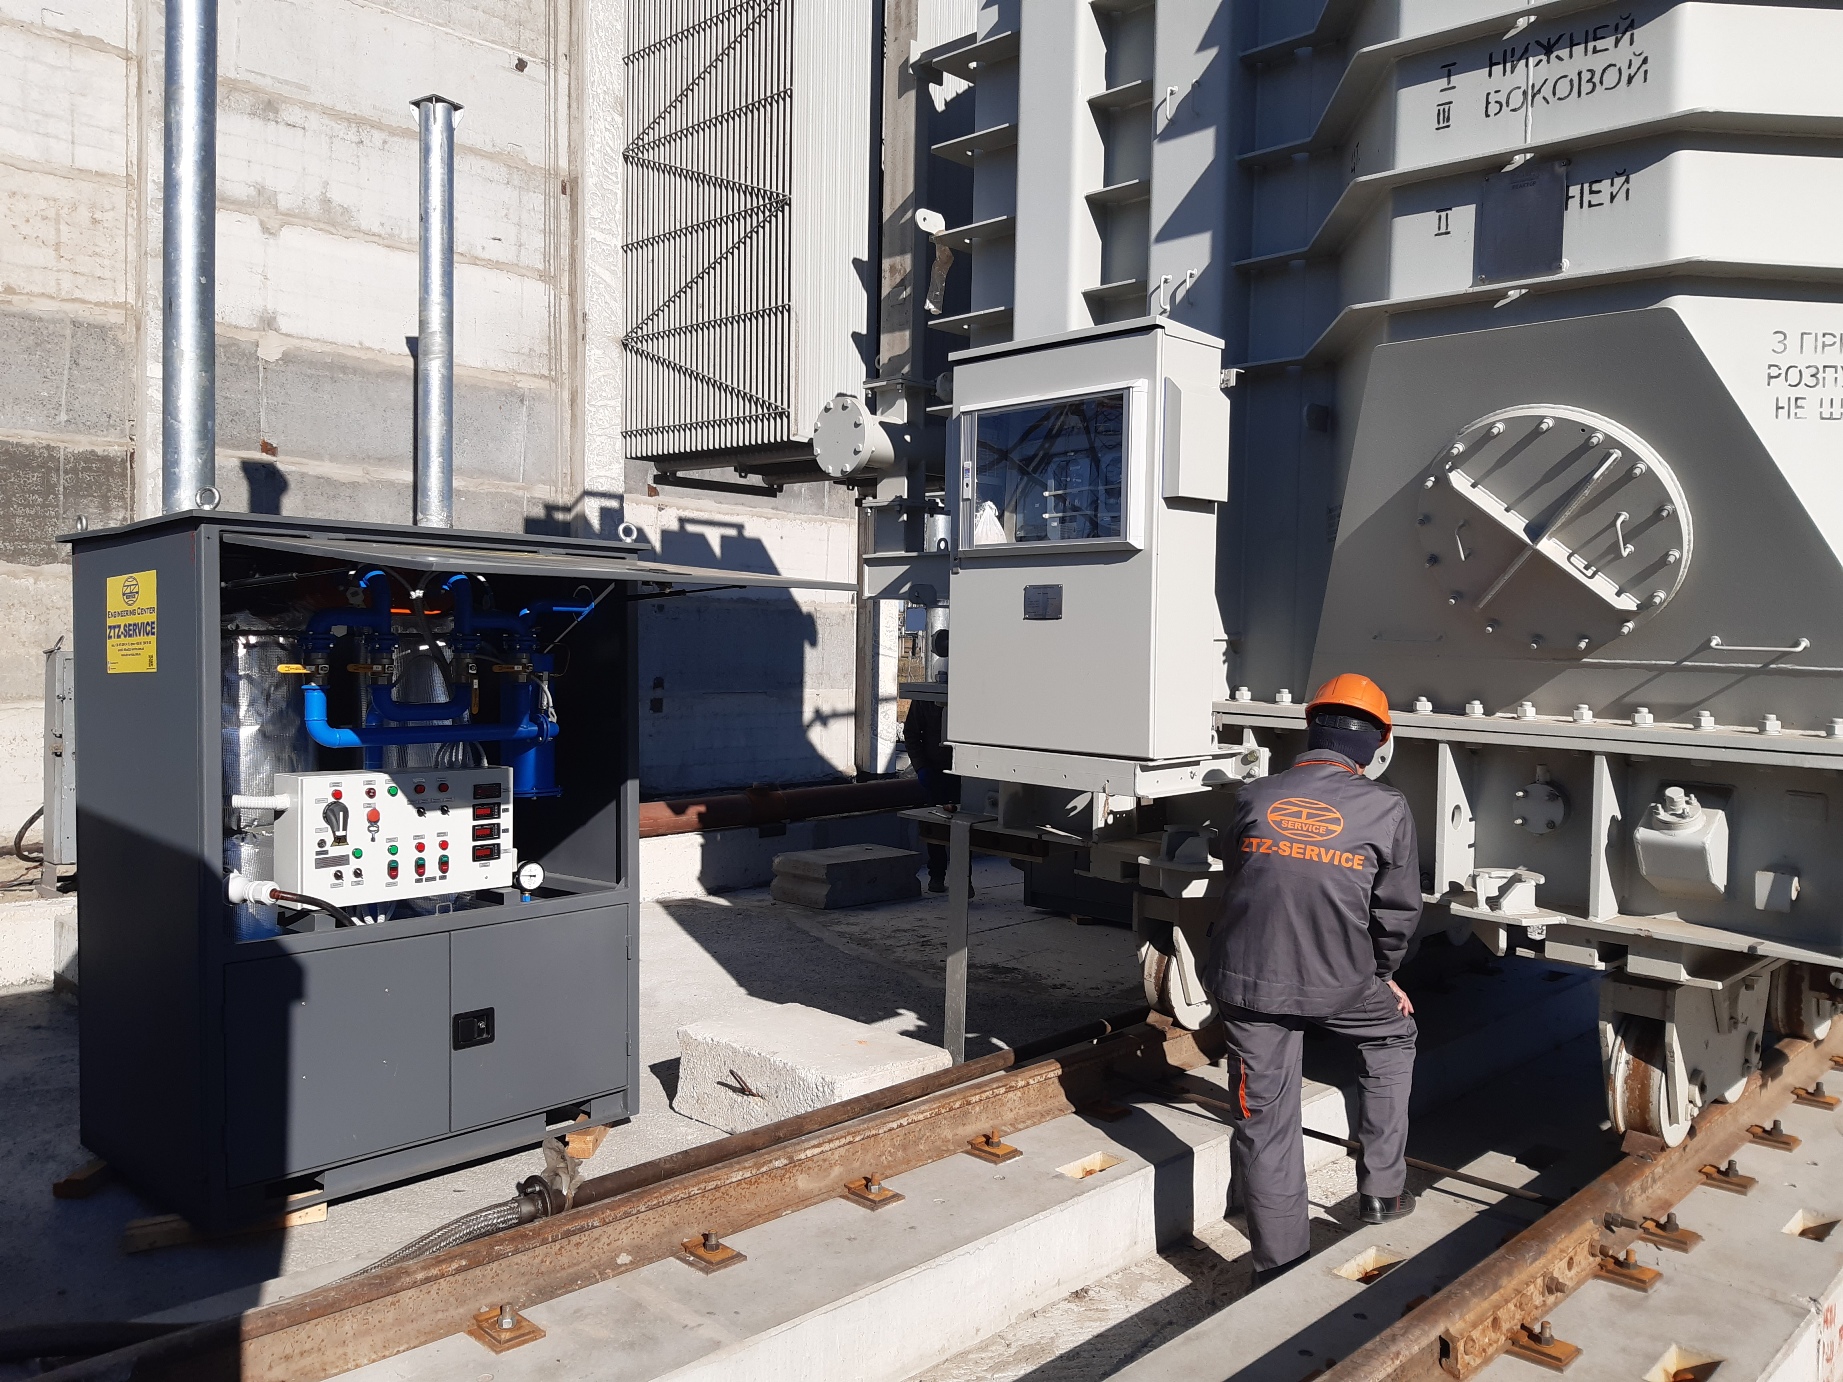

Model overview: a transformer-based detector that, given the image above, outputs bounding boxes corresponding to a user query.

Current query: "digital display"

[473,782,503,800]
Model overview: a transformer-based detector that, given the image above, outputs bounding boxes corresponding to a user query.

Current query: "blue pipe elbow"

[304,683,555,749]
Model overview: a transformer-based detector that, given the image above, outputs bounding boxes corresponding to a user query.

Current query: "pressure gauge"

[516,861,545,891]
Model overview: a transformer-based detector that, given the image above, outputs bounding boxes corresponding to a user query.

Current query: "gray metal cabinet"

[450,905,630,1131]
[224,934,451,1186]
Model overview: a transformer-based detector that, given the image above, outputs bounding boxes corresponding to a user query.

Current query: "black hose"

[0,1321,186,1365]
[274,889,358,929]
[409,584,456,693]
[14,806,44,864]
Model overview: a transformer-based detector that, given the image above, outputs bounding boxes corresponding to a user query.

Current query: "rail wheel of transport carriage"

[1608,1014,1696,1148]
[1140,921,1217,1031]
[1768,962,1840,1042]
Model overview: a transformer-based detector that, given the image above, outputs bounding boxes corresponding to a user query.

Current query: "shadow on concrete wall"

[238,459,290,515]
[640,516,847,795]
[529,496,862,892]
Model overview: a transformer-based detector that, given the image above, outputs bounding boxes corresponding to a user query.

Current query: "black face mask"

[1306,717,1383,767]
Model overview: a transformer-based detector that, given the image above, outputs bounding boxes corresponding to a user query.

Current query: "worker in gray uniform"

[1204,673,1422,1286]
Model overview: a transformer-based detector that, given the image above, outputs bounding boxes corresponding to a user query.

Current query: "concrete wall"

[0,0,885,847]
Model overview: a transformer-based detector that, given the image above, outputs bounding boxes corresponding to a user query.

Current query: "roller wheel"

[1139,925,1217,1031]
[1768,962,1837,1042]
[1608,1015,1693,1147]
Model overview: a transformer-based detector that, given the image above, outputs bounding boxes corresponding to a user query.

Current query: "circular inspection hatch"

[1415,405,1691,655]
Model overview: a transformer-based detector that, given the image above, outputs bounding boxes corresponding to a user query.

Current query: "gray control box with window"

[947,318,1231,763]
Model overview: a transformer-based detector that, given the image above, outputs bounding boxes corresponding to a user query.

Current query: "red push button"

[366,808,380,824]
[331,789,343,800]
[415,840,425,852]
[414,783,426,794]
[437,781,449,793]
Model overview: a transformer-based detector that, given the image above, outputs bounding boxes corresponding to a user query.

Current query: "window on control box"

[968,391,1127,546]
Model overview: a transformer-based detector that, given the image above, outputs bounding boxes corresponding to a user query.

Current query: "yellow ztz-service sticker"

[105,570,158,673]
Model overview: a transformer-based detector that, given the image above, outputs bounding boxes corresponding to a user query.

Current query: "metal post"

[854,504,880,776]
[944,811,973,1062]
[412,95,462,528]
[161,0,217,513]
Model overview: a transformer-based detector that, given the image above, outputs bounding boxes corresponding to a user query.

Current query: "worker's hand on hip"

[1387,979,1414,1016]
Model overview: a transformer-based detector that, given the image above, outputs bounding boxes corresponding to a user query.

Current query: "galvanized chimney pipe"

[161,0,218,513]
[412,95,461,528]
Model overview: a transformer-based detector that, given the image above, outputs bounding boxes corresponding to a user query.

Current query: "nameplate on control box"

[1023,584,1063,620]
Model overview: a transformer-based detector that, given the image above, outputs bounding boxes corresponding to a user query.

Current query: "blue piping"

[304,683,555,749]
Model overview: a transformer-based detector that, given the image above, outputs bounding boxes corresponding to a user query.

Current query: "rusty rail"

[44,1013,1214,1382]
[1320,1027,1843,1381]
[637,778,927,837]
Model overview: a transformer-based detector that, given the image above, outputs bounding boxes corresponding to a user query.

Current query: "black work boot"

[927,874,946,894]
[1359,1190,1416,1225]
[1249,1251,1310,1288]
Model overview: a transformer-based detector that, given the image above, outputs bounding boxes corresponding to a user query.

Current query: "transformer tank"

[867,0,1843,1143]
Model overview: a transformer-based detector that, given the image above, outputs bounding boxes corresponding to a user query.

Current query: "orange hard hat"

[1306,673,1392,740]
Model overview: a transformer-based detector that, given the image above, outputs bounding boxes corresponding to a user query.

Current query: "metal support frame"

[412,95,461,528]
[944,811,974,1062]
[1433,741,1475,895]
[161,0,217,513]
[1588,753,1623,923]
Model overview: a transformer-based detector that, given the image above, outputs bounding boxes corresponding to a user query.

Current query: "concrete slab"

[770,843,922,909]
[1474,1094,1843,1381]
[0,895,75,989]
[673,998,953,1134]
[1101,1029,1619,1382]
[638,812,917,902]
[340,1075,1350,1382]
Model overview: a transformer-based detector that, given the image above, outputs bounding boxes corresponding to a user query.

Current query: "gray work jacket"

[1203,749,1422,1016]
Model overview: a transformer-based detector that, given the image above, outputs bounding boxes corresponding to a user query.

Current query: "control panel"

[273,768,516,905]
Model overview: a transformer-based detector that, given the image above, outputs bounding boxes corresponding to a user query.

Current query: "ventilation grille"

[623,0,795,458]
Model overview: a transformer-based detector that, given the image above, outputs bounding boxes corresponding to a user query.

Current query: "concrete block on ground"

[0,895,74,990]
[769,843,920,910]
[674,999,951,1134]
[640,813,917,902]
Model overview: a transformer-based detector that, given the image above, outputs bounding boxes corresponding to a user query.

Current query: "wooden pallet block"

[121,1201,328,1254]
[52,1157,112,1200]
[563,1123,612,1161]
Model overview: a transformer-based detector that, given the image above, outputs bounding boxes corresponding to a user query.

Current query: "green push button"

[388,844,399,855]
[387,785,399,796]
[351,847,363,858]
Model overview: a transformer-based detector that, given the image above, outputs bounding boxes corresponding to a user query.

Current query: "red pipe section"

[637,778,928,838]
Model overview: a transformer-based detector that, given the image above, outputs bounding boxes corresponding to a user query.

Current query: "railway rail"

[1315,1027,1843,1380]
[35,1013,1842,1381]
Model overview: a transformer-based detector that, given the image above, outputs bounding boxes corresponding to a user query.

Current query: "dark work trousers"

[1220,980,1417,1271]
